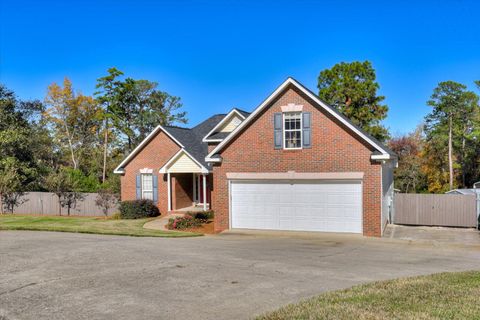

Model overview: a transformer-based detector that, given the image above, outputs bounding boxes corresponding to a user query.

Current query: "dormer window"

[284,112,302,149]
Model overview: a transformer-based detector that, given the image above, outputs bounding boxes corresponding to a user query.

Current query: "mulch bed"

[181,220,215,234]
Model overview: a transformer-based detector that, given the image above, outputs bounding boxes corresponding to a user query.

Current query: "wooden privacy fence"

[9,192,119,217]
[394,193,477,228]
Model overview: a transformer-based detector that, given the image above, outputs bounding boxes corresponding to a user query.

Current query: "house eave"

[202,138,224,143]
[371,154,392,160]
[205,156,222,163]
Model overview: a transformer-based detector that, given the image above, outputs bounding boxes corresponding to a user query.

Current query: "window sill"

[279,148,304,152]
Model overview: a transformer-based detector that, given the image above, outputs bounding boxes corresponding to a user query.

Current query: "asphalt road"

[1,230,479,320]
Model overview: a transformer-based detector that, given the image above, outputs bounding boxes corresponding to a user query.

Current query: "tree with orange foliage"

[44,78,103,171]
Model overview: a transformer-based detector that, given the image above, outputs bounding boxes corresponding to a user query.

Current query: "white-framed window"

[283,112,302,149]
[141,174,153,200]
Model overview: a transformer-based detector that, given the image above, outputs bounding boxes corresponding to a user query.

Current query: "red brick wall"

[211,85,382,236]
[172,173,193,210]
[120,130,181,215]
[207,143,218,153]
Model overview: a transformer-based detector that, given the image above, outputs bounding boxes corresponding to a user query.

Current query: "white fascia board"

[201,109,246,142]
[371,154,392,160]
[113,125,185,174]
[205,157,222,163]
[203,138,224,143]
[206,77,391,160]
[159,149,210,174]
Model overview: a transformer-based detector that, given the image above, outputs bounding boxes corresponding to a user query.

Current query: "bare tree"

[45,168,84,216]
[95,189,119,217]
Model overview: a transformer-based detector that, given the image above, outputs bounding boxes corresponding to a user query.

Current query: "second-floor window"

[284,112,302,149]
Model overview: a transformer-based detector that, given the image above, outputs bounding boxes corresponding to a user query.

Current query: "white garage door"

[231,180,362,233]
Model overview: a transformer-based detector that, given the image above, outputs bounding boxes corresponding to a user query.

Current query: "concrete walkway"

[143,213,184,231]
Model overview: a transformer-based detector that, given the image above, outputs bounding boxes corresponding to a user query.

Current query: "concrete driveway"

[1,230,480,320]
[384,224,480,246]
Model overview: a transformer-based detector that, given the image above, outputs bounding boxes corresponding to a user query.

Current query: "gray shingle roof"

[164,113,228,168]
[203,108,251,141]
[235,108,251,118]
[207,132,230,140]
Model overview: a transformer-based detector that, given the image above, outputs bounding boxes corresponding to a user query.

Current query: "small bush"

[167,215,201,230]
[109,212,121,220]
[119,200,160,219]
[186,210,214,221]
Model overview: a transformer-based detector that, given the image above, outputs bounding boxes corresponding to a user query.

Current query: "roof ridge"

[233,107,250,114]
[191,113,227,130]
[164,125,191,130]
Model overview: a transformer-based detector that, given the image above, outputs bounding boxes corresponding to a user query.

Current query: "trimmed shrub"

[119,200,160,219]
[167,215,201,230]
[186,210,214,221]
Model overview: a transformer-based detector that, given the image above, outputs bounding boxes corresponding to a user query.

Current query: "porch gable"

[159,149,208,174]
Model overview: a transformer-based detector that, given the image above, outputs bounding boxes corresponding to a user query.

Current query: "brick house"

[114,78,396,237]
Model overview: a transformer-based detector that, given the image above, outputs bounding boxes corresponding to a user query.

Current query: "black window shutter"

[274,113,283,149]
[152,175,158,203]
[136,175,141,199]
[302,112,311,148]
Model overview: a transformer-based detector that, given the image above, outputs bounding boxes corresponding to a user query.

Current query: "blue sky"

[1,0,479,135]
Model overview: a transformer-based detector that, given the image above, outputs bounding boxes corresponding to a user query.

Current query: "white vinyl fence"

[9,192,119,217]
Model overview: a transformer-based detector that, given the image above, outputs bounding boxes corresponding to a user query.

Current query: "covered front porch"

[160,149,211,212]
[167,172,211,212]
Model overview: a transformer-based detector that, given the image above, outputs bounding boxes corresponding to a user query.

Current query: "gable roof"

[206,77,396,162]
[113,125,185,174]
[113,113,228,174]
[203,108,250,142]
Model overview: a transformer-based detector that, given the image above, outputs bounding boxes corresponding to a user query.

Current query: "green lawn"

[258,271,480,320]
[0,215,201,237]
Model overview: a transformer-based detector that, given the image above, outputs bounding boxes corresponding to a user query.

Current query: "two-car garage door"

[230,180,362,233]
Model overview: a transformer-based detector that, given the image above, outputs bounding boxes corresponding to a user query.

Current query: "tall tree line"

[1,62,478,203]
[390,80,480,193]
[0,68,187,209]
[316,61,480,193]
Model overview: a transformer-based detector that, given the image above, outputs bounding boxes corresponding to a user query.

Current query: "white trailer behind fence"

[10,192,119,217]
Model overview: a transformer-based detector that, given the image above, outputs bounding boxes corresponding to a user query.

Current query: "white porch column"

[167,173,172,211]
[202,174,207,211]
